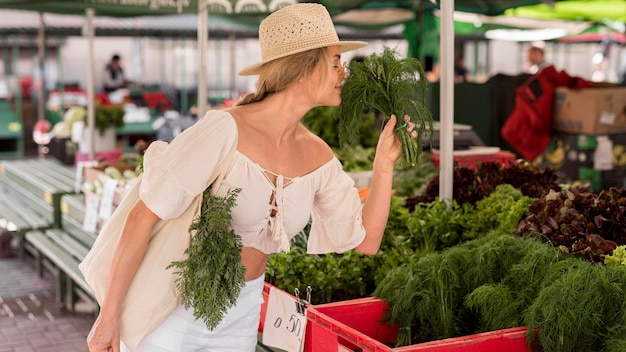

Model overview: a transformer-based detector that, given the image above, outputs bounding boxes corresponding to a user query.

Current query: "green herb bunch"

[336,46,432,166]
[168,187,246,330]
[95,106,125,135]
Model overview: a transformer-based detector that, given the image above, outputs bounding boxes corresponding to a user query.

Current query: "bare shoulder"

[299,124,335,164]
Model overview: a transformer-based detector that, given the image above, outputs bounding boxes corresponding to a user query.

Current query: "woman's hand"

[87,312,120,352]
[376,114,416,167]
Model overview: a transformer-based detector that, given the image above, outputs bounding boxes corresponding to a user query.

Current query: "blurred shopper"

[103,54,127,92]
[454,56,468,83]
[527,41,550,74]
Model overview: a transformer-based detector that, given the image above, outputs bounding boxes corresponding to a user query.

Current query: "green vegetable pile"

[336,46,432,166]
[168,187,246,330]
[266,184,534,303]
[95,106,125,135]
[374,231,626,351]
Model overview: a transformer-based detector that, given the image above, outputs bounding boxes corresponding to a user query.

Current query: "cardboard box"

[553,87,626,135]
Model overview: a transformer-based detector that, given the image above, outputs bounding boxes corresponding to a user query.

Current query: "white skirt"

[122,275,265,352]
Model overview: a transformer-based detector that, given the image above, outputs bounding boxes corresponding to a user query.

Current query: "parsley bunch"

[336,46,432,166]
[168,187,246,330]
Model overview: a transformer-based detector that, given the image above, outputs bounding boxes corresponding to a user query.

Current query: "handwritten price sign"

[262,286,307,352]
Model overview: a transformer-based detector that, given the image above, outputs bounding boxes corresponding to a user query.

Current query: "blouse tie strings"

[265,172,291,252]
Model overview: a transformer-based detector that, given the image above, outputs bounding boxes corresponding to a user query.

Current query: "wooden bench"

[1,158,77,227]
[26,192,99,313]
[0,163,56,258]
[0,158,97,312]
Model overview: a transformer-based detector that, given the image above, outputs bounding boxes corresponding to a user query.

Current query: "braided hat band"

[238,3,367,76]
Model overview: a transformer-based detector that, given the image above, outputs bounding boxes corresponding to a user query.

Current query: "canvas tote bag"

[78,139,237,350]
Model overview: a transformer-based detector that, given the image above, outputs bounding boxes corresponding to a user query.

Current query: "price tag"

[76,160,99,194]
[98,177,118,220]
[262,287,307,352]
[593,136,613,171]
[75,161,85,194]
[83,194,99,233]
[600,111,616,126]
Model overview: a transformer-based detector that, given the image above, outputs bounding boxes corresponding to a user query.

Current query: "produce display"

[266,158,626,351]
[374,231,626,352]
[405,160,562,210]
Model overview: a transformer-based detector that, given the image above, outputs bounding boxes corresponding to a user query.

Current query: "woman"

[86,3,416,351]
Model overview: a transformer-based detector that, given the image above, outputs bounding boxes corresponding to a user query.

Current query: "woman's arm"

[356,114,412,255]
[87,199,161,352]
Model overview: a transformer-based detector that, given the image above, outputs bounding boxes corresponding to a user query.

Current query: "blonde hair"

[237,48,332,106]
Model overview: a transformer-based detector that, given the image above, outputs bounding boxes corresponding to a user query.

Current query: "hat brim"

[238,40,368,76]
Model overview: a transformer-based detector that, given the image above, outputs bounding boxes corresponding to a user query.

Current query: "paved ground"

[0,251,95,352]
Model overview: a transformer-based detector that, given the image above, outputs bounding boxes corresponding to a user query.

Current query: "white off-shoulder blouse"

[139,110,365,255]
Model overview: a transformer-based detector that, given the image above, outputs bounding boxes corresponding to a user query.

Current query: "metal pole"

[229,32,236,98]
[180,37,188,114]
[12,35,23,146]
[86,8,95,160]
[37,13,45,159]
[439,0,454,201]
[197,0,208,117]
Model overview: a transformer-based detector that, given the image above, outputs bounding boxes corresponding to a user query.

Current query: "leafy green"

[406,160,561,210]
[336,46,432,166]
[168,187,246,330]
[464,283,520,331]
[95,106,124,135]
[374,232,577,347]
[517,187,625,264]
[525,264,626,352]
[606,245,626,268]
[462,184,535,240]
[404,198,465,253]
[302,105,380,149]
[333,145,376,172]
[392,158,438,198]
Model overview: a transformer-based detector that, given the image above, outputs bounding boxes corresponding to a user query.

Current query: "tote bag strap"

[208,133,238,196]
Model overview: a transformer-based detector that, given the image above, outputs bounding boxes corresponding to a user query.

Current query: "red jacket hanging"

[501,66,594,161]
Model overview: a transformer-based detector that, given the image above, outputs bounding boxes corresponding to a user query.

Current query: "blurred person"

[426,62,440,82]
[527,41,550,74]
[103,54,127,92]
[454,55,468,83]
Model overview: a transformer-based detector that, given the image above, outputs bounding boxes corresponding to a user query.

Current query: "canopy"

[506,0,626,23]
[0,0,292,16]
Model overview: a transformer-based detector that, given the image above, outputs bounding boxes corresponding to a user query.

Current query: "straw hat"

[238,3,367,76]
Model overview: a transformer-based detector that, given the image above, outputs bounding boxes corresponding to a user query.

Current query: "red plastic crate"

[258,282,272,333]
[304,297,532,352]
[258,282,304,334]
[431,150,516,169]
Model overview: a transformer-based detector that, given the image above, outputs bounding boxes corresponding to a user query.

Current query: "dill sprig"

[336,46,433,166]
[168,187,246,330]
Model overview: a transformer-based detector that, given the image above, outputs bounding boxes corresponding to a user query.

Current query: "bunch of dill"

[168,187,246,330]
[336,46,432,166]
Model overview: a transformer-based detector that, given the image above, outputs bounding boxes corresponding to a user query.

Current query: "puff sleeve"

[307,159,366,254]
[139,111,237,220]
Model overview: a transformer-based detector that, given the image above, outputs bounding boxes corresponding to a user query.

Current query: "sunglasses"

[332,61,348,76]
